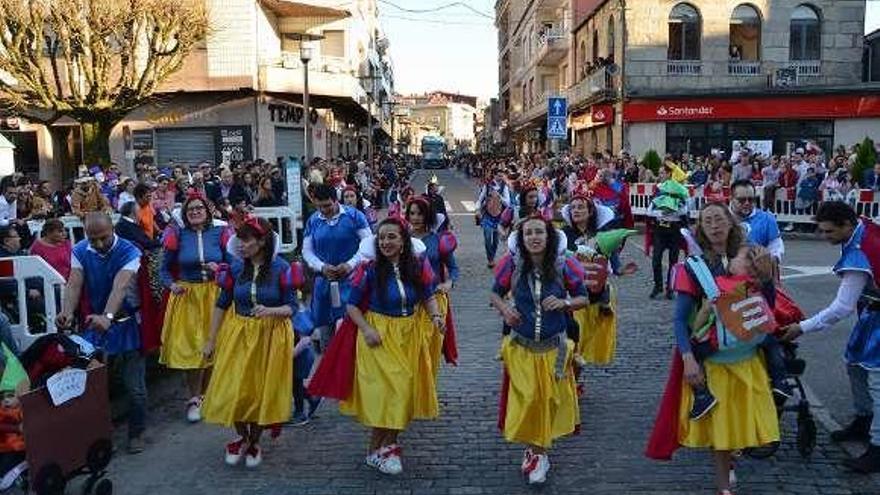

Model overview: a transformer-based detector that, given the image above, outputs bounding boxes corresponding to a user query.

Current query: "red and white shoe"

[245,444,262,468]
[521,448,536,474]
[527,454,550,485]
[224,437,246,466]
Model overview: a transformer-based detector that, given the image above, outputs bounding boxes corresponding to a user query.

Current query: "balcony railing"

[728,60,762,76]
[536,27,569,66]
[567,69,612,107]
[790,60,821,76]
[667,60,702,76]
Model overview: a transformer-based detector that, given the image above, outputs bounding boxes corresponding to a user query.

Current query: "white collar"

[318,204,344,222]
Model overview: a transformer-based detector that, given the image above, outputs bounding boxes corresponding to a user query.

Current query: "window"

[729,4,761,60]
[607,16,615,60]
[579,40,587,78]
[592,30,599,63]
[668,3,701,60]
[790,4,820,60]
[322,30,345,58]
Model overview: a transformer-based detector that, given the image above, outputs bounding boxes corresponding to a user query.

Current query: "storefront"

[623,94,880,158]
[570,103,616,156]
[111,93,337,171]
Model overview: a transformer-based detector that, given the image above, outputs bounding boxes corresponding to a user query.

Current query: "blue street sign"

[547,117,567,139]
[548,97,567,118]
[546,97,568,139]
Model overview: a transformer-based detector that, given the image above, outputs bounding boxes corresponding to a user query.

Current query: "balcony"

[667,60,702,76]
[728,60,762,76]
[260,52,367,102]
[567,69,612,108]
[536,28,569,66]
[789,60,821,76]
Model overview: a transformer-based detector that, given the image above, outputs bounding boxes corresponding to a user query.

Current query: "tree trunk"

[80,119,117,166]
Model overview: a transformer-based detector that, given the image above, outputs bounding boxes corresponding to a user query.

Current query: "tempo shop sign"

[623,95,880,122]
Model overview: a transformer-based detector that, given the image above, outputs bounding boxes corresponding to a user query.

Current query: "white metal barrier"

[27,206,302,253]
[629,183,880,223]
[0,256,66,351]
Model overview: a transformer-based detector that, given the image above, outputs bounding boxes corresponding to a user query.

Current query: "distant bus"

[420,136,447,169]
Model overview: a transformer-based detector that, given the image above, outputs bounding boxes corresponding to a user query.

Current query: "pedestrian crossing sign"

[547,117,567,139]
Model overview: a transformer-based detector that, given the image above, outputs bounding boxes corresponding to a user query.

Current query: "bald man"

[57,212,148,454]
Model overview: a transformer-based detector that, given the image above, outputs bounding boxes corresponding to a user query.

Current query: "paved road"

[105,169,878,494]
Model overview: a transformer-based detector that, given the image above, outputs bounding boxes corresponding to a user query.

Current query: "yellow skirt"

[573,284,617,365]
[500,336,579,448]
[678,353,780,451]
[340,311,436,429]
[160,281,220,370]
[202,314,293,427]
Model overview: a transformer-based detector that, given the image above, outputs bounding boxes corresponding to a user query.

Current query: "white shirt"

[0,196,16,227]
[801,271,869,333]
[301,205,371,273]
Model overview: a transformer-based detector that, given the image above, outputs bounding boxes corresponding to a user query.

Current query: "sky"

[381,1,880,102]
[378,0,498,102]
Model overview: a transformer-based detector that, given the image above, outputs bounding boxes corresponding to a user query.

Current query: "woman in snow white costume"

[490,215,588,485]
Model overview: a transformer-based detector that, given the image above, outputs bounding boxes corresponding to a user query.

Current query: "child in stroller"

[688,245,793,420]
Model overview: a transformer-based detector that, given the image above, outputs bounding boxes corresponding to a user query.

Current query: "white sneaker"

[729,467,737,487]
[365,450,383,470]
[186,396,203,423]
[376,445,403,475]
[244,445,262,468]
[224,437,246,466]
[527,454,550,485]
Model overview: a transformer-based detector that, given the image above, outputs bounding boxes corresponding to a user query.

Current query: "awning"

[259,0,350,22]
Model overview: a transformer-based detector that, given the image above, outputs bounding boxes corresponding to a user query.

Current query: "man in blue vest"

[56,212,147,454]
[730,179,784,261]
[302,184,371,351]
[782,202,880,473]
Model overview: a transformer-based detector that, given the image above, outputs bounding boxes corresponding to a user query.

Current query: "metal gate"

[156,128,215,168]
[274,127,305,162]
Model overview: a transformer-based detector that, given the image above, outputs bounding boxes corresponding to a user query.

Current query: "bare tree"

[0,0,208,166]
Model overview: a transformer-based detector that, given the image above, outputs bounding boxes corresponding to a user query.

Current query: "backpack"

[861,218,880,285]
[685,256,777,354]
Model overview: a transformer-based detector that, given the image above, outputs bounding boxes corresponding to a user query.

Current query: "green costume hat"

[595,229,638,256]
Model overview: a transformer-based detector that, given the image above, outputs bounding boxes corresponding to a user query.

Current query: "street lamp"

[300,42,313,166]
[284,33,323,166]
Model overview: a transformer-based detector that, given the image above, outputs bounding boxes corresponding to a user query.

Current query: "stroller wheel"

[87,438,114,472]
[95,478,113,495]
[744,441,780,459]
[797,414,817,458]
[34,463,66,495]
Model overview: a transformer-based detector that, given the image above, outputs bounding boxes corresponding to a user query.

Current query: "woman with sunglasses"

[159,194,233,424]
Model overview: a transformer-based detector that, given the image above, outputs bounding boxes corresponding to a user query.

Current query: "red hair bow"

[242,215,267,235]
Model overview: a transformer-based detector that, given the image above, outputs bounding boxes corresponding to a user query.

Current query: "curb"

[798,380,880,486]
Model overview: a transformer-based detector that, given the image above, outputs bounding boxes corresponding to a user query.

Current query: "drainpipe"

[619,0,627,153]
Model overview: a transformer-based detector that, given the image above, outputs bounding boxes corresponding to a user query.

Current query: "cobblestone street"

[102,170,880,495]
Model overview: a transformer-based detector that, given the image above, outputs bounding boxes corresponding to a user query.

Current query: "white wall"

[834,118,880,150]
[626,122,666,158]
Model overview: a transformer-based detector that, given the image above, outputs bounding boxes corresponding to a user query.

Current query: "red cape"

[645,348,684,460]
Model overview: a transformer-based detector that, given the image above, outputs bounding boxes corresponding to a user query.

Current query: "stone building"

[399,91,478,153]
[497,0,879,158]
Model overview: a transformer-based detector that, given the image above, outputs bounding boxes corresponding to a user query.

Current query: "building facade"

[398,91,478,153]
[1,0,397,184]
[497,0,877,159]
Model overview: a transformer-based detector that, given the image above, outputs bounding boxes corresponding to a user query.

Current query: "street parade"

[3,1,880,494]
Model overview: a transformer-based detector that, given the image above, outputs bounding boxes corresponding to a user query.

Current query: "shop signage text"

[269,103,320,125]
[215,126,252,166]
[624,95,880,123]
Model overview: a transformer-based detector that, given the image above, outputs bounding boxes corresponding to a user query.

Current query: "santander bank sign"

[655,104,715,118]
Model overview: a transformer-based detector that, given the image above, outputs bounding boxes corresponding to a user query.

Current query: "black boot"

[844,444,880,473]
[831,415,873,442]
[690,387,718,421]
[649,286,663,299]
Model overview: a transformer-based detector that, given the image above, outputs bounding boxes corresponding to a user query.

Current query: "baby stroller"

[745,341,817,459]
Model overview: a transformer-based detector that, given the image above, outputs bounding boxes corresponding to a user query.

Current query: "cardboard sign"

[714,278,776,340]
[46,368,88,406]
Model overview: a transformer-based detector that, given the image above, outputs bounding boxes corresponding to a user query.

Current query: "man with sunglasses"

[729,179,784,261]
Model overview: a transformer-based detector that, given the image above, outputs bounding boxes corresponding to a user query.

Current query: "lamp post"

[300,42,313,165]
